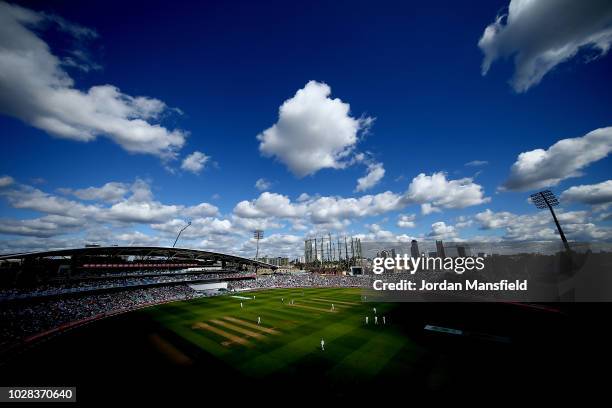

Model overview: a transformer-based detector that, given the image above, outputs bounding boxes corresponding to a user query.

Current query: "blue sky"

[0,0,611,257]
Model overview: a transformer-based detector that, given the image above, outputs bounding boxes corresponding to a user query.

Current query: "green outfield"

[4,287,566,401]
[141,288,430,382]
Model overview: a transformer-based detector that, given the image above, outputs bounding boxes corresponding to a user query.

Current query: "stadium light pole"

[173,221,191,248]
[254,230,264,261]
[254,230,264,273]
[529,190,571,252]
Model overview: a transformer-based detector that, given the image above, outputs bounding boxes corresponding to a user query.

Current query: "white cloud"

[105,199,180,224]
[420,203,441,215]
[404,172,490,211]
[0,2,187,158]
[234,192,307,219]
[234,173,490,228]
[0,214,82,238]
[1,185,98,218]
[474,208,611,241]
[397,213,416,228]
[59,182,129,203]
[255,178,272,191]
[233,190,403,226]
[309,192,403,224]
[355,162,385,192]
[455,215,473,229]
[181,151,210,174]
[297,193,311,202]
[0,179,219,230]
[184,202,220,218]
[0,175,14,188]
[238,233,303,258]
[151,217,233,238]
[231,215,283,233]
[502,127,612,191]
[479,0,612,92]
[465,160,488,167]
[427,222,458,240]
[257,80,372,177]
[561,180,612,206]
[115,231,161,246]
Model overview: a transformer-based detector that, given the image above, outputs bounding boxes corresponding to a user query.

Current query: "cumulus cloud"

[355,163,385,192]
[0,2,187,158]
[0,175,14,188]
[59,182,129,203]
[397,213,416,228]
[255,178,272,191]
[184,202,219,218]
[297,193,312,202]
[478,0,612,92]
[257,80,373,177]
[231,215,283,233]
[115,231,161,246]
[237,233,303,258]
[502,127,612,191]
[233,190,403,226]
[427,222,458,240]
[0,214,82,238]
[151,217,233,239]
[404,172,490,213]
[561,180,612,206]
[420,203,441,215]
[234,172,490,227]
[234,192,307,219]
[455,215,473,229]
[181,151,210,174]
[0,179,219,232]
[475,208,611,241]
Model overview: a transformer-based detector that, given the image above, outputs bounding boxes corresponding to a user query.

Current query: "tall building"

[436,240,446,258]
[410,240,420,258]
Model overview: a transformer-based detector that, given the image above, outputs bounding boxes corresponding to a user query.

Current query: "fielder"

[321,338,325,351]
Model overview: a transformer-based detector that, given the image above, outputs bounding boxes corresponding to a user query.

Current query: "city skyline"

[1,0,611,258]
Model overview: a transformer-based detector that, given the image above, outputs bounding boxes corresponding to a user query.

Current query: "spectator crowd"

[0,272,367,353]
[229,273,368,290]
[0,271,253,301]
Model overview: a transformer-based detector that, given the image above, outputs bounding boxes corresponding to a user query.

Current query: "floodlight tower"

[253,230,264,262]
[172,221,191,248]
[530,190,570,252]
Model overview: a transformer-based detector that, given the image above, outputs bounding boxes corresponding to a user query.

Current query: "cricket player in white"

[257,316,261,325]
[240,302,243,308]
[331,303,334,311]
[383,316,386,325]
[321,338,325,351]
[365,316,369,324]
[375,315,378,325]
[373,307,377,314]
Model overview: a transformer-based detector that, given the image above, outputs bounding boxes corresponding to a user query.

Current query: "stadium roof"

[0,246,278,269]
